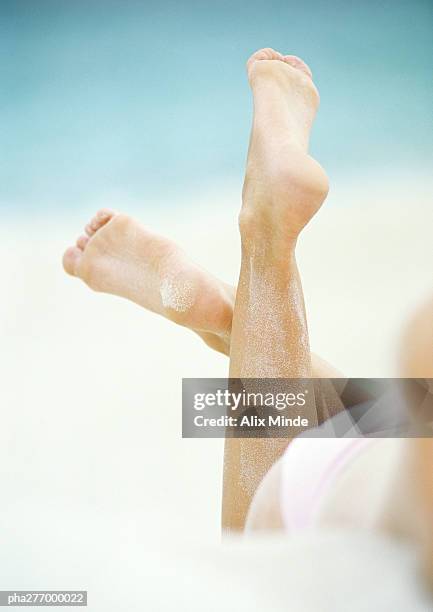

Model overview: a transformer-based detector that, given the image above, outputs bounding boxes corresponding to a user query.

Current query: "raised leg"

[223,48,329,530]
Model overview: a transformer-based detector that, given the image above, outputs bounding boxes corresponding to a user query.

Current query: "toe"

[247,47,283,71]
[96,207,116,221]
[248,48,283,62]
[90,208,116,231]
[85,208,116,236]
[63,246,82,277]
[85,223,95,237]
[76,235,89,250]
[282,55,313,79]
[89,216,101,232]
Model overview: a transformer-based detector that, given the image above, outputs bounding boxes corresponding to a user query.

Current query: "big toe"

[63,246,82,276]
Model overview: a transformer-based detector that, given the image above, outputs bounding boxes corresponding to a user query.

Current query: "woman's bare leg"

[223,48,329,530]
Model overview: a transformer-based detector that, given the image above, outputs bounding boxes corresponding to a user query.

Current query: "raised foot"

[62,210,234,338]
[241,48,329,246]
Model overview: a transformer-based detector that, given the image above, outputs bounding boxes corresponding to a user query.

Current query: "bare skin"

[63,209,235,353]
[223,48,329,530]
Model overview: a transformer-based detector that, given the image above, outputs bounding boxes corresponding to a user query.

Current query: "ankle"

[239,212,298,263]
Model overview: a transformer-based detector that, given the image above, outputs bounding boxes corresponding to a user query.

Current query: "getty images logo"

[193,389,308,411]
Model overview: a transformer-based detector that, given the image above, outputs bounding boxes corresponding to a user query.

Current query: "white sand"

[0,173,432,608]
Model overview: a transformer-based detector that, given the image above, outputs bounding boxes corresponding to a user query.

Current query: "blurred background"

[1,0,432,212]
[1,2,432,608]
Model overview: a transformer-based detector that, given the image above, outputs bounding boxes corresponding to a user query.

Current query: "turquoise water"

[1,0,432,213]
